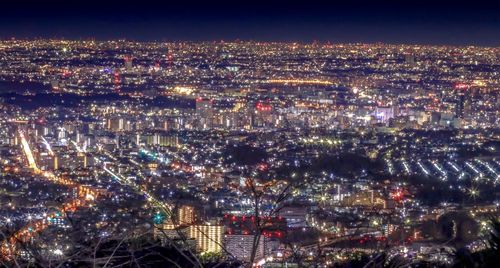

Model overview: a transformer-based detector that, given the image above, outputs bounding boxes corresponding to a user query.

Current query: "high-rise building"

[196,98,214,129]
[188,225,224,253]
[178,205,196,225]
[106,117,132,132]
[375,106,396,124]
[153,224,194,249]
[142,133,179,147]
[455,91,472,119]
[223,234,265,262]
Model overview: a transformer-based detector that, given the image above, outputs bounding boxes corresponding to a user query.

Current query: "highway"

[3,133,196,260]
[1,131,104,260]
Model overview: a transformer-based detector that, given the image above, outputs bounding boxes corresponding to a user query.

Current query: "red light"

[257,163,269,171]
[62,70,71,78]
[256,102,272,112]
[391,188,405,202]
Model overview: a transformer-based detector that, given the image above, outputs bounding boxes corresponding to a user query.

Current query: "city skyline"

[1,0,499,45]
[0,2,499,267]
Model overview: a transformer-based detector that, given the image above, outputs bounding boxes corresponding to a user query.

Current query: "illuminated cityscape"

[0,1,499,267]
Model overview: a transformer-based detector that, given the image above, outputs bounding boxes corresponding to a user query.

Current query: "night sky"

[1,0,499,45]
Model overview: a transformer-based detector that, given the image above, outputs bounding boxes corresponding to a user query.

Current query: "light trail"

[401,160,411,174]
[447,161,461,173]
[417,161,430,176]
[465,161,483,177]
[475,159,498,177]
[71,140,85,153]
[4,134,175,260]
[92,147,173,217]
[2,132,105,260]
[19,131,38,171]
[83,144,223,259]
[431,161,447,180]
[41,136,54,156]
[102,163,172,217]
[20,131,84,186]
[96,146,189,223]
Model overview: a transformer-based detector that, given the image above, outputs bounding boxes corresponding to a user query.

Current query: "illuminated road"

[41,136,54,156]
[19,131,38,171]
[1,131,104,260]
[78,143,175,219]
[1,199,87,258]
[4,134,187,259]
[99,159,173,217]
